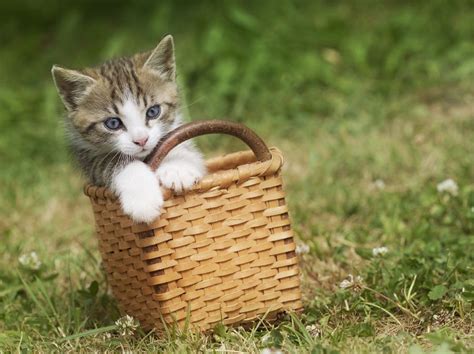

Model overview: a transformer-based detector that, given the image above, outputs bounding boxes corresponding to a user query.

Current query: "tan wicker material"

[84,120,303,332]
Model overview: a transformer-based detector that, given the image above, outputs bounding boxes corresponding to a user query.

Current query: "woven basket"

[84,120,303,332]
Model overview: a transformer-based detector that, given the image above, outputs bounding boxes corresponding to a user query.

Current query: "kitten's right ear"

[51,65,96,110]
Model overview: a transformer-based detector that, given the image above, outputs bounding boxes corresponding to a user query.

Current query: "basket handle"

[144,120,272,171]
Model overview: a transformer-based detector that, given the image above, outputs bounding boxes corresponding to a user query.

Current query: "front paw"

[121,187,163,223]
[156,161,205,193]
[113,161,164,223]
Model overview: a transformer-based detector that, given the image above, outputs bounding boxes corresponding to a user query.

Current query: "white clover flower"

[373,179,386,190]
[339,274,363,289]
[437,179,459,196]
[372,246,388,256]
[339,278,353,289]
[115,315,139,336]
[295,243,310,255]
[18,251,42,271]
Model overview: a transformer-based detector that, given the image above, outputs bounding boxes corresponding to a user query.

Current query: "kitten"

[51,35,206,223]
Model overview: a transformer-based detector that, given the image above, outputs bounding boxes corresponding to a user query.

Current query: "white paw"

[156,160,205,193]
[113,161,163,223]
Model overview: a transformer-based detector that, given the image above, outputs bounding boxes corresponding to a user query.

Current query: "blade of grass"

[363,302,402,326]
[59,325,117,342]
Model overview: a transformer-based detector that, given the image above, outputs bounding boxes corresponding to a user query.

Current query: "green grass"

[1,0,473,352]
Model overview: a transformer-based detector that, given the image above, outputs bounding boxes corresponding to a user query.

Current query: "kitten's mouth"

[135,148,151,158]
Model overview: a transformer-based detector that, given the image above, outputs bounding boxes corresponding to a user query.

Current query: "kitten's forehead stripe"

[111,102,119,115]
[110,88,117,102]
[130,69,143,101]
[99,65,113,84]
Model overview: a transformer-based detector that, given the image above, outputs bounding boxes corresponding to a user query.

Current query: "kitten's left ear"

[51,65,96,111]
[143,35,176,81]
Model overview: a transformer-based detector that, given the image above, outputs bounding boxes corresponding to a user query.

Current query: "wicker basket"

[84,120,303,332]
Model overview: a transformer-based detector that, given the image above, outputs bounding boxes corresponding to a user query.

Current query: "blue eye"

[104,117,123,130]
[146,105,161,119]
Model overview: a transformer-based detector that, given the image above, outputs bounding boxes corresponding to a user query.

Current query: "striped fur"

[52,35,199,188]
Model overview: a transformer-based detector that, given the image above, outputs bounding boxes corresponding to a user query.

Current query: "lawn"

[0,0,473,352]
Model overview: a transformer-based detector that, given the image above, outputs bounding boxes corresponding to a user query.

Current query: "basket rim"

[84,147,283,201]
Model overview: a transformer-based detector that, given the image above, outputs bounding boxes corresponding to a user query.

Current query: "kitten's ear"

[143,35,176,81]
[51,65,96,110]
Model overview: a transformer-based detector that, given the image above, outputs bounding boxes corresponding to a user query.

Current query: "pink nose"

[133,137,148,147]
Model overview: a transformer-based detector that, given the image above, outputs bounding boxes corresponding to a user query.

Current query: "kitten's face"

[72,62,178,159]
[52,35,178,159]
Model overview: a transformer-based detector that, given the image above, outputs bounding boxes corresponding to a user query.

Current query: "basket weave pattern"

[85,145,302,331]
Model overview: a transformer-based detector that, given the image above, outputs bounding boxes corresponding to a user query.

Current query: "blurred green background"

[0,0,473,352]
[1,0,472,171]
